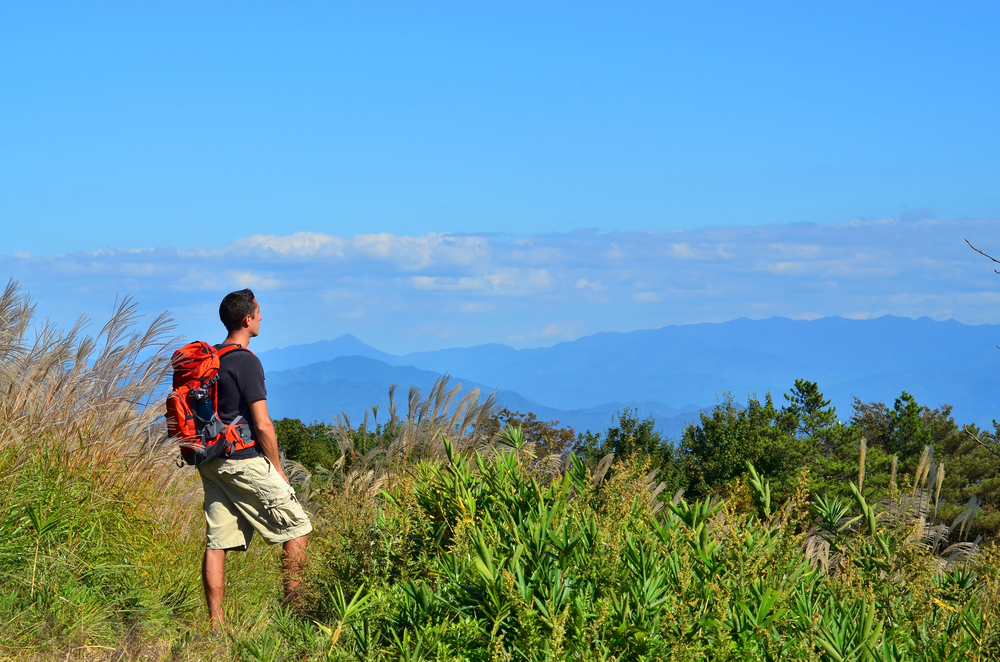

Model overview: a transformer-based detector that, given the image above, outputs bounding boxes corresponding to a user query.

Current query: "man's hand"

[248,399,288,483]
[272,463,290,485]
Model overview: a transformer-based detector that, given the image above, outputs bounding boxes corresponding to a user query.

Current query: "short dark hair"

[219,289,257,332]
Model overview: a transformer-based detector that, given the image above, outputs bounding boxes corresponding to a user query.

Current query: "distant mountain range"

[259,316,1000,438]
[265,355,703,439]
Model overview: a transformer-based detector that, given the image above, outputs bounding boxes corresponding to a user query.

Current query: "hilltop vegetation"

[2,282,1000,661]
[279,379,1000,542]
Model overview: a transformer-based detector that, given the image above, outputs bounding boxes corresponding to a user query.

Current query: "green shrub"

[275,418,339,468]
[289,437,1000,661]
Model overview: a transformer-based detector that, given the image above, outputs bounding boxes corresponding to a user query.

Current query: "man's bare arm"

[249,399,288,483]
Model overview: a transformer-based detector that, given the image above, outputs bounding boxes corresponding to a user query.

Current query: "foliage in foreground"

[267,431,995,662]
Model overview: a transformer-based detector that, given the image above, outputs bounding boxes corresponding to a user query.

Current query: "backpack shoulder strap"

[216,343,255,358]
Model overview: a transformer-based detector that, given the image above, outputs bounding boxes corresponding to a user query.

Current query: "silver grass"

[858,437,867,493]
[933,463,945,520]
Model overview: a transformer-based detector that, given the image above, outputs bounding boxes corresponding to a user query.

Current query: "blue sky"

[2,2,1000,351]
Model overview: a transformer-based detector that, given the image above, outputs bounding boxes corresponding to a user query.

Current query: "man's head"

[219,289,261,337]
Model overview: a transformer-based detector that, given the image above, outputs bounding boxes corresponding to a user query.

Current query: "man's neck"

[223,330,252,348]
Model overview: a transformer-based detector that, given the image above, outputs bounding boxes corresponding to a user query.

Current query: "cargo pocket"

[259,482,299,530]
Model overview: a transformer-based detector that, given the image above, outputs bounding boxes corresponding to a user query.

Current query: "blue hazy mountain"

[259,316,1000,432]
[264,355,701,438]
[259,334,393,371]
[385,316,1000,425]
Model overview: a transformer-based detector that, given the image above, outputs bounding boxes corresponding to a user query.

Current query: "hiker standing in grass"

[198,289,312,628]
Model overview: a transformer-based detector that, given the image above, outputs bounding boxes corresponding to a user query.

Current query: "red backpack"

[166,341,254,465]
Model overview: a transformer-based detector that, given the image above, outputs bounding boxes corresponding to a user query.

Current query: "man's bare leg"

[203,548,227,628]
[282,534,308,605]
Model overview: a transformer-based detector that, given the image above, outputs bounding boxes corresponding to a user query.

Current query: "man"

[198,288,312,629]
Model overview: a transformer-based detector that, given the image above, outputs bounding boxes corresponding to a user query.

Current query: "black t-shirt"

[214,344,266,459]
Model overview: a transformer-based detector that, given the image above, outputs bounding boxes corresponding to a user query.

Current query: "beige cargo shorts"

[197,455,313,550]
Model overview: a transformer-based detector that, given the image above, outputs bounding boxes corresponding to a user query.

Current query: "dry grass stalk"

[913,445,932,493]
[804,534,831,573]
[951,496,981,542]
[327,376,500,486]
[889,454,898,494]
[0,281,217,654]
[591,453,615,487]
[390,376,498,461]
[0,282,173,447]
[858,437,867,493]
[933,463,945,520]
[534,452,565,480]
[0,281,190,510]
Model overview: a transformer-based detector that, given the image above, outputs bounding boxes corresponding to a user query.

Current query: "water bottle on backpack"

[189,387,215,429]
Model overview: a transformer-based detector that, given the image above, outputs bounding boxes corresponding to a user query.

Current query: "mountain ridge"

[258,316,1000,429]
[264,355,701,438]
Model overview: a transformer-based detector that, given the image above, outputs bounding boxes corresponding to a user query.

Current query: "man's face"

[246,300,262,338]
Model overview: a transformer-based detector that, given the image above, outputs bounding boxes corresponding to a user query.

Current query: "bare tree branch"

[962,425,1000,461]
[965,239,1000,274]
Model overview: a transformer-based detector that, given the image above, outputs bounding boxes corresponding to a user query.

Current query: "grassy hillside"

[3,283,1000,661]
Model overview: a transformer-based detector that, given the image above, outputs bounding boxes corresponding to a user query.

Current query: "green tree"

[579,407,665,460]
[484,408,577,457]
[274,418,339,468]
[681,392,802,496]
[782,379,837,437]
[579,408,685,493]
[885,392,932,460]
[849,397,891,450]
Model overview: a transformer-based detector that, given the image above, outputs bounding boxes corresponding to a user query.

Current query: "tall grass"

[0,281,280,659]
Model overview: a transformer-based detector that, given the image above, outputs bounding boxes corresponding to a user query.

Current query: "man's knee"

[284,534,308,549]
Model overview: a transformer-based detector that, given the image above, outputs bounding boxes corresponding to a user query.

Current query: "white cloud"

[668,242,732,260]
[459,302,494,314]
[606,243,625,260]
[411,276,486,291]
[541,321,584,339]
[6,217,1000,352]
[118,262,158,277]
[229,271,280,290]
[527,269,552,289]
[229,231,490,270]
[766,243,822,258]
[669,243,696,259]
[233,231,343,257]
[575,278,606,291]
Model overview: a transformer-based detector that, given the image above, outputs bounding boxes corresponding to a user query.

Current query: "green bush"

[275,418,339,468]
[282,437,1000,661]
